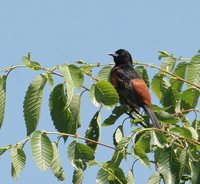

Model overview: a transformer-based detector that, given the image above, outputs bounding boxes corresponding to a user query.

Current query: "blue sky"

[0,1,200,183]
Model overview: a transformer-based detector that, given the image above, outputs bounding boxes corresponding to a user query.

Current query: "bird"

[109,49,161,129]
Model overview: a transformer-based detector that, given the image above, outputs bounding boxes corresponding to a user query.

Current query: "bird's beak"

[108,53,118,57]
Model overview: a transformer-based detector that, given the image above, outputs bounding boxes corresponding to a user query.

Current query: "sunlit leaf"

[113,125,124,147]
[11,148,26,179]
[72,169,84,184]
[158,50,173,60]
[170,62,187,91]
[160,57,176,74]
[0,75,6,128]
[127,170,134,184]
[98,65,112,81]
[68,141,95,170]
[187,54,200,87]
[45,73,54,88]
[156,110,178,124]
[181,88,200,110]
[31,130,53,171]
[61,64,84,106]
[0,145,12,156]
[148,172,161,184]
[23,75,47,135]
[158,147,180,184]
[94,80,119,106]
[22,53,41,70]
[51,142,65,181]
[85,112,101,151]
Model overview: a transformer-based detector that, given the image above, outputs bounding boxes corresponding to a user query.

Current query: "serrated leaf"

[0,75,6,128]
[113,125,124,147]
[160,57,176,74]
[85,111,101,151]
[94,80,119,106]
[51,142,65,181]
[61,64,84,106]
[170,62,187,91]
[103,106,125,126]
[133,132,151,168]
[73,169,84,184]
[191,161,200,184]
[179,148,188,177]
[68,141,95,170]
[31,130,53,171]
[181,88,200,110]
[148,172,161,184]
[11,148,26,179]
[158,147,180,184]
[127,170,134,184]
[69,94,81,134]
[23,75,47,135]
[135,66,150,87]
[98,65,112,81]
[187,54,200,87]
[49,84,72,138]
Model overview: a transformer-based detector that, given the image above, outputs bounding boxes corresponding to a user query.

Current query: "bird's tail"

[143,105,161,129]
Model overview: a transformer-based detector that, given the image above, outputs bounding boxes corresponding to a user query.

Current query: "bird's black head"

[109,49,133,66]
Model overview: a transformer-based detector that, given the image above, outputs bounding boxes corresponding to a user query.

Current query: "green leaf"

[72,169,84,184]
[151,74,165,99]
[148,172,161,184]
[135,66,150,87]
[113,125,124,147]
[160,57,176,74]
[179,148,188,177]
[22,54,41,70]
[191,161,200,184]
[156,110,178,124]
[90,84,100,107]
[94,80,119,106]
[0,145,12,156]
[169,127,192,139]
[133,132,151,168]
[150,130,166,148]
[187,54,200,87]
[61,64,84,106]
[23,74,47,135]
[96,166,127,184]
[85,112,101,151]
[11,148,26,179]
[102,106,125,126]
[0,75,7,128]
[68,141,95,170]
[69,94,82,134]
[31,130,53,171]
[170,62,187,92]
[158,50,173,60]
[45,73,54,88]
[127,170,134,184]
[49,84,72,137]
[181,88,200,110]
[158,147,180,184]
[51,142,65,181]
[98,65,112,81]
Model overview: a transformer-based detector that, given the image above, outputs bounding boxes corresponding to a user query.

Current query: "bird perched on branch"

[109,49,161,129]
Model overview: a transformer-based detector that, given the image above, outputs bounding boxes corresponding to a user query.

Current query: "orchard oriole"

[109,49,161,129]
